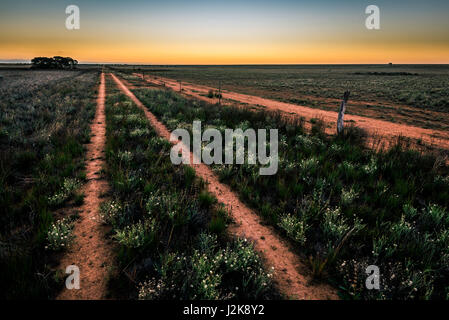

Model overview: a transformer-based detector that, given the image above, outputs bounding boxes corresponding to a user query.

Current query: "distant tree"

[31,56,78,69]
[53,56,78,69]
[31,57,54,69]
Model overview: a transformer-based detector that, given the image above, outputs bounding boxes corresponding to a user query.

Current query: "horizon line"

[1,61,449,66]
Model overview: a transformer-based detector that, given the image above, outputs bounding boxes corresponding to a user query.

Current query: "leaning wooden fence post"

[337,91,350,134]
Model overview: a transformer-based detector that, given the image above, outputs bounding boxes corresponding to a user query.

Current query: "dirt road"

[111,73,338,300]
[57,73,114,300]
[137,73,449,151]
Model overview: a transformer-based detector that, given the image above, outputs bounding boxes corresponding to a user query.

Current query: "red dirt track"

[57,73,114,300]
[137,73,449,152]
[110,73,339,300]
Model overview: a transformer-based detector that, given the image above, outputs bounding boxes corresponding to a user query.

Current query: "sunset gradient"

[1,0,448,64]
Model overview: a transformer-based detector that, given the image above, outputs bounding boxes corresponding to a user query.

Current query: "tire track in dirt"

[57,73,114,300]
[110,73,338,300]
[137,73,449,151]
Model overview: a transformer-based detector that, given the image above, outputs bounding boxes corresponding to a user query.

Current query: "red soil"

[110,73,338,300]
[137,73,449,151]
[57,73,114,300]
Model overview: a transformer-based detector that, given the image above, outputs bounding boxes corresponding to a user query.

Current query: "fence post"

[337,91,350,134]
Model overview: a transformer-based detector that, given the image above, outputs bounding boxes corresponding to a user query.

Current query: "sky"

[1,0,448,64]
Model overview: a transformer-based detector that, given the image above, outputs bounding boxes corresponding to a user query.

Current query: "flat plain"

[1,64,449,300]
[119,64,449,131]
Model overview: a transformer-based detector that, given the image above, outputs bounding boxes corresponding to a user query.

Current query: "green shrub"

[208,206,228,235]
[278,214,308,246]
[114,220,156,249]
[99,200,123,227]
[207,90,214,98]
[45,218,75,251]
[198,191,217,208]
[47,178,81,207]
[138,234,273,300]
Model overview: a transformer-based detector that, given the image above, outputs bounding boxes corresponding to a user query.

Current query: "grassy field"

[0,68,98,298]
[1,65,448,300]
[115,65,449,131]
[103,76,277,300]
[127,76,449,299]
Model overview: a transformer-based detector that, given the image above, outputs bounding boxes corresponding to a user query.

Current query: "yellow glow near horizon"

[2,40,448,65]
[1,1,449,64]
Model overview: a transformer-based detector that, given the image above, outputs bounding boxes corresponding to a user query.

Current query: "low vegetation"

[103,78,277,300]
[0,70,98,298]
[116,65,449,131]
[132,86,449,300]
[45,217,75,251]
[2,65,448,301]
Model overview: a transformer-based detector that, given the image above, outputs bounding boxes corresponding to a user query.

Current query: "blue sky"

[1,0,448,63]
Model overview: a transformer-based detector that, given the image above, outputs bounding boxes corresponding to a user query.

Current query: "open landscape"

[1,64,448,301]
[116,64,449,129]
[1,1,449,312]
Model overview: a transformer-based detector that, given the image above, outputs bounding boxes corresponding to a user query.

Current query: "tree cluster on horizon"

[31,56,78,69]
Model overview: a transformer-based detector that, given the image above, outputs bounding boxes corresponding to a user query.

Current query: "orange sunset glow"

[1,0,449,64]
